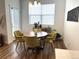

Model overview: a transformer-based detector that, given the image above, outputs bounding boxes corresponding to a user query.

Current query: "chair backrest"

[23,36,40,48]
[14,31,24,41]
[33,28,42,32]
[14,31,23,37]
[33,28,38,32]
[50,31,57,41]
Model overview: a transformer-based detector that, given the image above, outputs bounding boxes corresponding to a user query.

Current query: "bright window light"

[29,3,55,25]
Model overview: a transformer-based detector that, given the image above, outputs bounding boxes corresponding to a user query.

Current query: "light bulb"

[29,2,32,7]
[34,1,37,6]
[38,2,41,6]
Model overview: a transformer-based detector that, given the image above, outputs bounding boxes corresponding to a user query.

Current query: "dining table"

[25,31,48,38]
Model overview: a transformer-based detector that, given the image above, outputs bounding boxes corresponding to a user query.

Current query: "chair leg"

[15,41,21,53]
[51,42,54,52]
[26,48,29,56]
[16,41,19,50]
[23,42,27,54]
[20,42,23,51]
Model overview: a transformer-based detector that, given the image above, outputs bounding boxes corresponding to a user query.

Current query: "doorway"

[10,7,20,37]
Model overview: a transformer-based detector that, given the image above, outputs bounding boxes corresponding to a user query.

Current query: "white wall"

[5,0,21,44]
[54,0,65,35]
[21,0,65,35]
[21,0,30,34]
[0,0,5,16]
[64,0,79,50]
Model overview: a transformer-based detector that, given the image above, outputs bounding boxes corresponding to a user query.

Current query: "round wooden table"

[25,31,48,37]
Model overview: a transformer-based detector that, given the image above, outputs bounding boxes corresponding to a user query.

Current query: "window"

[29,2,55,25]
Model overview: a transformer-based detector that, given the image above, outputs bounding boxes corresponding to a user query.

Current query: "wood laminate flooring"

[0,40,66,59]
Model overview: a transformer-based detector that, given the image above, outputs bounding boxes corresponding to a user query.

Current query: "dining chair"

[45,31,57,51]
[23,36,40,54]
[33,27,42,32]
[33,28,38,32]
[14,31,25,51]
[37,28,42,32]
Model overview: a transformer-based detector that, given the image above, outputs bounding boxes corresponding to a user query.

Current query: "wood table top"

[24,31,48,37]
[55,49,79,59]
